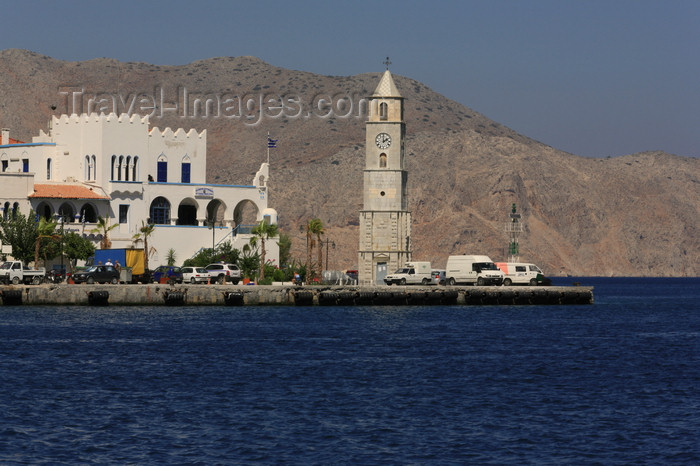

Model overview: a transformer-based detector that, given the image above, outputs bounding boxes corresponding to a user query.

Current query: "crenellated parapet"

[149,126,206,140]
[52,112,150,128]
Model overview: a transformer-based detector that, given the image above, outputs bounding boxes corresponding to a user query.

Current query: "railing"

[185,224,257,261]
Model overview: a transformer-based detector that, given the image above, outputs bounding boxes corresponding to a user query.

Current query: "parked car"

[72,265,120,284]
[431,269,446,285]
[205,263,241,284]
[152,266,183,284]
[182,266,210,284]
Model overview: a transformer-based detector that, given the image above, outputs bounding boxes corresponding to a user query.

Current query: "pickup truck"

[0,261,46,285]
[384,261,432,286]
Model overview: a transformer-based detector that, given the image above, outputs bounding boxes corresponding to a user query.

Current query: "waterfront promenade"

[0,284,593,306]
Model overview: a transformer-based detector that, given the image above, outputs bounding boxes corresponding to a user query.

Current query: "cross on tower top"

[383,56,392,70]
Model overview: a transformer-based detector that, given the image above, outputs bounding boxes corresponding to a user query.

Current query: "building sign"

[195,187,214,198]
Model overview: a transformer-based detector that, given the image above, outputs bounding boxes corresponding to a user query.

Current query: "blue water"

[1,278,699,464]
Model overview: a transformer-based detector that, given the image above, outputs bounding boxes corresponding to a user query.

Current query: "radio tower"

[505,203,522,262]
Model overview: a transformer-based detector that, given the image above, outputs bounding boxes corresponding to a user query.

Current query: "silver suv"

[205,263,241,284]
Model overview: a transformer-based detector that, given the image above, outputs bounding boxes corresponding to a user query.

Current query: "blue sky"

[2,0,698,158]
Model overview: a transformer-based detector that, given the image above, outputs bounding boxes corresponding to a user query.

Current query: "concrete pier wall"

[0,284,594,306]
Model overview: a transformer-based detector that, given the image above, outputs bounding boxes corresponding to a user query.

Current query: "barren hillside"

[1,49,698,275]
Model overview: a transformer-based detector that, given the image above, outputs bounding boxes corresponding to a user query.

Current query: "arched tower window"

[91,155,96,180]
[47,158,52,180]
[125,156,131,181]
[181,155,191,183]
[132,156,139,181]
[2,202,9,220]
[157,154,168,182]
[117,156,124,181]
[84,156,90,180]
[380,102,388,120]
[111,155,116,180]
[379,153,387,168]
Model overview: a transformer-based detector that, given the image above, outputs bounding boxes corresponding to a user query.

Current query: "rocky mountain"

[1,48,698,276]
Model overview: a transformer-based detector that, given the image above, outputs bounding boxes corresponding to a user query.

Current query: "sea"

[1,277,699,465]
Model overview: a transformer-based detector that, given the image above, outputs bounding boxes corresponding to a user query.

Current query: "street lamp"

[208,219,219,253]
[53,212,65,281]
[299,223,311,285]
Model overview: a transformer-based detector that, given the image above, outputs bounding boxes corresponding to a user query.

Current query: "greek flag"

[267,136,278,148]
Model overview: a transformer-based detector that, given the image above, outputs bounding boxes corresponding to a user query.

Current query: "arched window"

[58,203,75,223]
[125,156,131,181]
[157,154,167,182]
[2,202,9,220]
[91,155,96,180]
[37,202,53,220]
[12,202,19,218]
[150,196,171,224]
[181,155,191,183]
[111,155,116,180]
[380,102,388,120]
[79,204,97,223]
[132,156,139,181]
[47,158,52,180]
[85,156,90,180]
[177,199,198,226]
[117,156,124,181]
[379,153,387,168]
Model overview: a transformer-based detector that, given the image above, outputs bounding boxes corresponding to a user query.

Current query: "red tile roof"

[29,184,110,200]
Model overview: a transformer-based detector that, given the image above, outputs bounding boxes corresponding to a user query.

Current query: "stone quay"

[0,284,593,306]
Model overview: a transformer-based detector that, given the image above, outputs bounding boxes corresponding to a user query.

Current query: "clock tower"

[358,67,412,285]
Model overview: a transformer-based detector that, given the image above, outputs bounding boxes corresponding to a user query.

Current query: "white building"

[0,113,278,266]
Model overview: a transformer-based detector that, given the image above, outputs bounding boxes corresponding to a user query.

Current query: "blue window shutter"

[182,163,191,183]
[157,161,167,182]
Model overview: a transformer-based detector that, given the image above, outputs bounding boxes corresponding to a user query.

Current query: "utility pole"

[320,238,335,271]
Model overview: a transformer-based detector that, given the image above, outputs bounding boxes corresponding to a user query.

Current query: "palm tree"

[132,221,155,271]
[34,217,58,267]
[307,218,324,284]
[166,248,177,266]
[90,216,118,249]
[250,220,279,281]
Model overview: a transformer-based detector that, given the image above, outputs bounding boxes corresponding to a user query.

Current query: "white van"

[384,261,432,285]
[495,262,547,286]
[445,255,504,286]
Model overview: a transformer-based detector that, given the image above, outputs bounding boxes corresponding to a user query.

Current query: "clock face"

[375,132,392,149]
